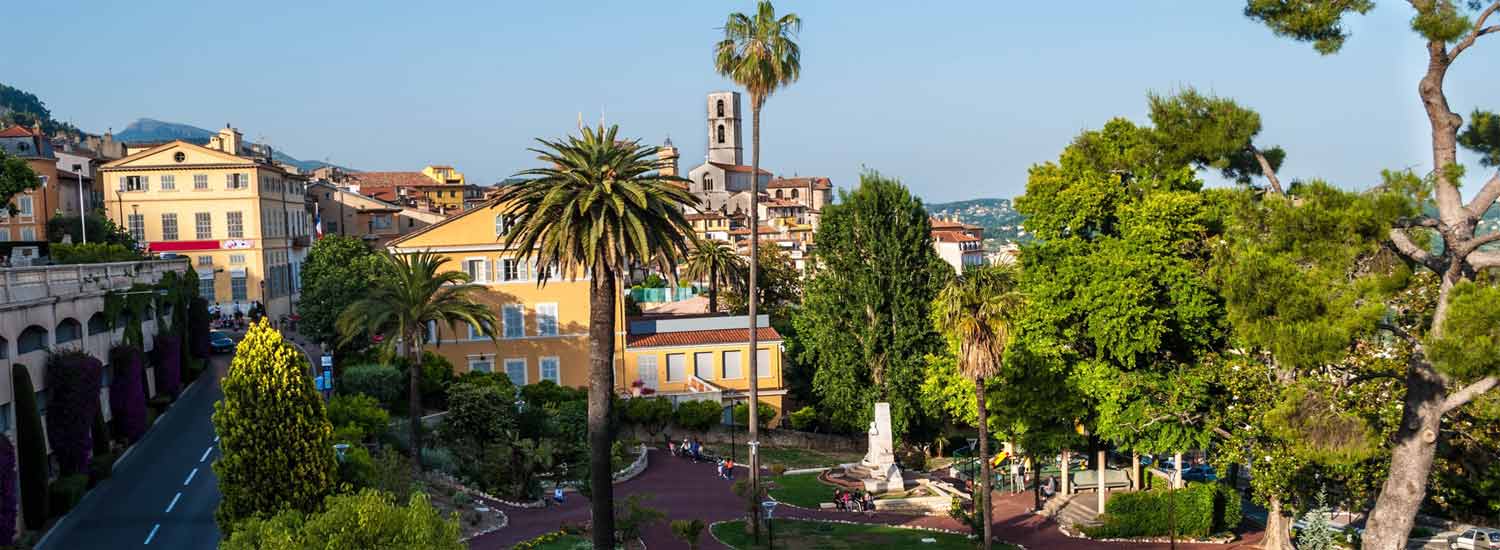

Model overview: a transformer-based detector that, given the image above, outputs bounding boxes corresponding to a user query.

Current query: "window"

[503,305,524,338]
[757,348,772,378]
[775,190,783,199]
[128,214,145,242]
[494,214,509,236]
[122,175,147,191]
[18,227,34,241]
[716,99,725,117]
[468,355,494,373]
[193,212,211,240]
[666,354,687,382]
[226,173,248,190]
[0,229,9,241]
[17,196,32,217]
[199,275,215,301]
[463,258,487,283]
[227,211,243,238]
[161,213,179,241]
[540,357,560,384]
[197,255,212,266]
[722,350,743,379]
[231,275,247,301]
[637,356,658,389]
[536,303,558,336]
[372,214,392,230]
[229,254,245,265]
[694,352,713,380]
[792,189,800,199]
[194,174,208,189]
[501,258,529,282]
[160,175,175,190]
[466,321,490,340]
[704,175,714,191]
[504,358,526,386]
[717,124,726,144]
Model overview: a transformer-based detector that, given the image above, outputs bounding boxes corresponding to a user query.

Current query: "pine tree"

[212,319,337,534]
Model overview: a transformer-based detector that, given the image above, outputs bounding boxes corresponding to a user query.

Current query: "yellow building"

[388,197,787,422]
[353,165,468,213]
[98,126,310,320]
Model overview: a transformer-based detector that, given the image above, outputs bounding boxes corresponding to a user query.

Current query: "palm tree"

[931,264,1024,550]
[714,2,801,534]
[493,124,696,550]
[683,237,746,313]
[335,250,497,475]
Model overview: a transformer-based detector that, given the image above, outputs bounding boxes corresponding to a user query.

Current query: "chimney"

[216,124,243,155]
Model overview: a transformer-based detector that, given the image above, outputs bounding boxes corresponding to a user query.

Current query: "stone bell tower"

[707,91,743,165]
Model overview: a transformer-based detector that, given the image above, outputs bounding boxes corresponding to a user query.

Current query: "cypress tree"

[108,345,148,443]
[11,365,46,530]
[45,351,104,475]
[212,318,336,534]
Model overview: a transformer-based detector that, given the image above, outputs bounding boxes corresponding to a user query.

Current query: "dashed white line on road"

[183,468,198,486]
[164,492,181,513]
[213,435,219,442]
[144,523,160,544]
[199,447,213,463]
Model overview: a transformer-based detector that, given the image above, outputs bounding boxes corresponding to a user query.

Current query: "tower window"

[704,175,714,191]
[717,124,725,144]
[716,99,725,117]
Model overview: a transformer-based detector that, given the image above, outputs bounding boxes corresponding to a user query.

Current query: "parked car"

[209,331,236,354]
[1182,465,1218,482]
[1452,528,1500,549]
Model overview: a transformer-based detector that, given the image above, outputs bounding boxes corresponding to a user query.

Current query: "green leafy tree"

[929,264,1022,549]
[1147,87,1286,193]
[682,237,745,313]
[436,382,517,488]
[46,213,137,248]
[721,245,802,321]
[797,171,950,438]
[1238,3,1500,546]
[300,235,381,352]
[492,123,695,547]
[213,319,338,533]
[622,397,674,439]
[327,394,390,444]
[220,489,462,550]
[715,3,802,534]
[671,518,706,550]
[0,149,40,216]
[336,250,497,474]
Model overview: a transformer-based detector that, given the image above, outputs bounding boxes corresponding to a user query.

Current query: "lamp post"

[72,163,86,243]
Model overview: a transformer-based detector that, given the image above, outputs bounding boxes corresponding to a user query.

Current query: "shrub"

[212,319,337,535]
[189,297,211,358]
[614,493,665,542]
[788,405,819,431]
[520,379,586,409]
[0,438,16,545]
[337,445,376,490]
[674,400,722,432]
[152,334,182,397]
[109,345,148,443]
[49,242,141,264]
[221,489,462,550]
[332,424,366,446]
[1082,482,1242,539]
[339,363,402,407]
[731,400,777,428]
[672,519,706,550]
[769,464,788,476]
[327,394,389,443]
[47,474,88,517]
[45,351,104,476]
[622,397,673,435]
[398,352,455,410]
[420,447,459,476]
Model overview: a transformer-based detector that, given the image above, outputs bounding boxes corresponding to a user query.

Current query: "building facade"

[621,314,786,425]
[931,217,986,271]
[98,126,310,321]
[307,181,446,247]
[0,124,62,244]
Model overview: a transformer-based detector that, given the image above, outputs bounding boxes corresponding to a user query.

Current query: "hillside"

[114,118,353,173]
[926,197,1028,248]
[0,82,83,139]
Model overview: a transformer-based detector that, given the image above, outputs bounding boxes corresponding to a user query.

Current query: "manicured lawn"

[712,519,1017,550]
[766,472,832,507]
[723,444,864,470]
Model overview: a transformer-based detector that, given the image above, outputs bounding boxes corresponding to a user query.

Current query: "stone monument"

[845,402,904,493]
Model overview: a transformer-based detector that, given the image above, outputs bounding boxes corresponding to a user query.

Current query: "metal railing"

[0,259,189,305]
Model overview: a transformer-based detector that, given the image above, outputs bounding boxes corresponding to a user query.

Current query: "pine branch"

[1470,250,1500,270]
[1466,171,1500,219]
[1388,228,1445,272]
[1442,376,1498,414]
[1449,1,1500,59]
[1250,145,1285,196]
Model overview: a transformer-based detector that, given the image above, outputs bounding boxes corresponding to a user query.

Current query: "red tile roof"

[768,177,831,190]
[728,225,780,235]
[764,199,805,208]
[933,230,980,243]
[931,217,981,231]
[352,171,432,187]
[686,212,727,221]
[0,126,37,138]
[708,162,773,175]
[627,326,782,348]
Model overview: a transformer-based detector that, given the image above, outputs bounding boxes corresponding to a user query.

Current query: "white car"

[1452,528,1500,550]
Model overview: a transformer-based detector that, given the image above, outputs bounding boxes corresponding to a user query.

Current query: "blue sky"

[6,1,1498,203]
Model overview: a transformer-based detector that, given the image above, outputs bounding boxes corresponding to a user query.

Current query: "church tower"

[656,136,680,177]
[707,91,743,165]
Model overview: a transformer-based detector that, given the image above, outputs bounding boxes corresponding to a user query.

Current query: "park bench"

[1070,468,1131,493]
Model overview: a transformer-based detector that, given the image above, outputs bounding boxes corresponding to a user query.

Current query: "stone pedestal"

[843,402,904,494]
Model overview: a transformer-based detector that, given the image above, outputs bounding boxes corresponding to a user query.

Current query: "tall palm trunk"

[588,260,618,550]
[975,376,992,550]
[746,99,763,540]
[709,262,719,313]
[408,327,423,476]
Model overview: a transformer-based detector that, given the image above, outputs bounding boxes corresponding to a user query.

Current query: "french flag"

[314,204,324,239]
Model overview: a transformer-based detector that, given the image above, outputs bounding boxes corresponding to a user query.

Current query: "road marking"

[164,492,181,513]
[213,435,219,442]
[183,468,198,486]
[144,523,160,544]
[199,447,213,463]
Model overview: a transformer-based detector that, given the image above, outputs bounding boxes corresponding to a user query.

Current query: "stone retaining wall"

[626,425,861,452]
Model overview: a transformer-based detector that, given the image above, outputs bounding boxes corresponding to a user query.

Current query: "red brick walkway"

[466,450,1265,549]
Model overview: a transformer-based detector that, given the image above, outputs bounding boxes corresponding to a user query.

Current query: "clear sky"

[6,1,1497,203]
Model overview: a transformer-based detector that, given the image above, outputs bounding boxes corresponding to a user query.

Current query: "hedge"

[47,474,88,518]
[1083,482,1242,539]
[109,345,149,444]
[339,364,403,407]
[153,334,182,397]
[674,400,722,432]
[45,351,104,476]
[11,365,47,530]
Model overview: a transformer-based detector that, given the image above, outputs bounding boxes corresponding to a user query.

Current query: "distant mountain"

[114,118,355,173]
[926,197,1029,248]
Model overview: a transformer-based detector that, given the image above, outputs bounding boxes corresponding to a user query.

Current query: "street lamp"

[72,163,86,243]
[761,500,778,549]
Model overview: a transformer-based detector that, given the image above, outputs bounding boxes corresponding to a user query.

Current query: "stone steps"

[1054,494,1102,529]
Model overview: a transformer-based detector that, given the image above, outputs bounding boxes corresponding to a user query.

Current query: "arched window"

[55,318,82,344]
[88,312,109,335]
[704,175,714,191]
[717,124,725,144]
[775,190,783,199]
[18,325,48,355]
[716,99,725,117]
[791,189,799,199]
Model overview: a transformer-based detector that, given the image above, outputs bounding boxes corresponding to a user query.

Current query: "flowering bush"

[45,351,104,475]
[153,334,182,396]
[109,345,149,443]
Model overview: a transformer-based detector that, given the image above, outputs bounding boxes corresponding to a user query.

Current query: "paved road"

[41,352,228,550]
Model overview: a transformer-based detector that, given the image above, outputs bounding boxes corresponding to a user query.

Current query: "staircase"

[1044,494,1103,531]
